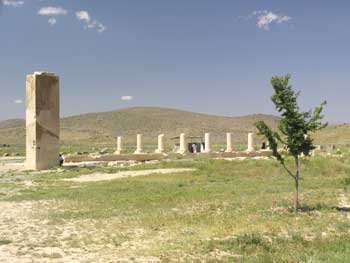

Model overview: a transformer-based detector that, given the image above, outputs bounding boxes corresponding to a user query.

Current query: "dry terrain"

[0,152,350,262]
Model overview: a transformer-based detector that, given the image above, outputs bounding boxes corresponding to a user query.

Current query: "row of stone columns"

[114,132,256,155]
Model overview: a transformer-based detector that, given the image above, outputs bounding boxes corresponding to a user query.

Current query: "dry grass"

[0,153,350,262]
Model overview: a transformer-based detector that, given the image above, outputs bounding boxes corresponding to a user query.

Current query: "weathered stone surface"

[177,133,187,154]
[225,132,232,152]
[203,133,211,153]
[134,134,143,154]
[63,150,272,164]
[247,133,255,152]
[114,136,123,155]
[155,134,164,153]
[25,72,60,170]
[64,153,166,163]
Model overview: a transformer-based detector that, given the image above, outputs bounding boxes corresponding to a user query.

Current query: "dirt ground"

[64,168,196,183]
[0,157,200,262]
[0,158,169,262]
[0,200,166,262]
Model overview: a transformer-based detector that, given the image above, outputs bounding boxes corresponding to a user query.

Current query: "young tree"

[256,75,327,212]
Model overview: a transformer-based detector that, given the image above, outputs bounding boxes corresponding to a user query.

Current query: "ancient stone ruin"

[25,72,60,170]
[24,72,271,170]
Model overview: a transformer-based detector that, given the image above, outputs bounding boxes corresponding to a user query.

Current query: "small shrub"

[342,177,350,191]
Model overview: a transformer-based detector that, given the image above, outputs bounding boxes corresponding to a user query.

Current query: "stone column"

[115,136,123,155]
[203,133,211,153]
[155,134,164,153]
[177,133,187,154]
[26,72,60,170]
[225,132,232,152]
[247,133,255,152]
[134,134,143,154]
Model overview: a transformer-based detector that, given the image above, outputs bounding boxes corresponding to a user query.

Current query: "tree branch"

[281,162,296,180]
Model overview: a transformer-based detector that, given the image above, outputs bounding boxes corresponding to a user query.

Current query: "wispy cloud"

[38,6,68,16]
[121,96,133,101]
[14,99,23,104]
[38,6,68,25]
[76,10,106,33]
[248,10,291,31]
[3,2,107,34]
[48,17,56,25]
[76,10,90,23]
[2,0,24,8]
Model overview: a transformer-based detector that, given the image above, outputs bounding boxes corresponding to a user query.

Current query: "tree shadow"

[294,204,350,213]
[335,206,350,212]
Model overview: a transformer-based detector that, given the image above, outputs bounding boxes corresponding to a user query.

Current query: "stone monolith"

[26,72,60,170]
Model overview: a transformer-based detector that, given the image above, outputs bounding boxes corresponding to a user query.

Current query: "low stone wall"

[64,150,272,163]
[64,153,167,163]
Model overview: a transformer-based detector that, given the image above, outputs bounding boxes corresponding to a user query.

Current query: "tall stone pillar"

[247,133,255,152]
[203,133,211,153]
[225,132,232,152]
[26,72,60,170]
[177,133,187,154]
[115,136,123,155]
[155,134,164,153]
[134,134,143,154]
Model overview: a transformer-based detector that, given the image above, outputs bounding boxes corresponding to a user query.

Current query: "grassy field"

[1,153,350,262]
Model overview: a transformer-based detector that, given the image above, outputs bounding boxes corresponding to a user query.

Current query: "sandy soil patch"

[0,201,164,262]
[64,168,197,183]
[0,163,25,173]
[338,193,350,209]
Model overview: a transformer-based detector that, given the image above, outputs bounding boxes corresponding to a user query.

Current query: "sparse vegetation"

[1,155,350,261]
[0,107,280,146]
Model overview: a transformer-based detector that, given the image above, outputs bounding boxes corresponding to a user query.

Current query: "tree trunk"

[294,157,300,212]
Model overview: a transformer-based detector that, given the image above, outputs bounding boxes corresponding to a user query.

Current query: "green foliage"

[256,75,327,162]
[342,177,350,191]
[256,75,327,211]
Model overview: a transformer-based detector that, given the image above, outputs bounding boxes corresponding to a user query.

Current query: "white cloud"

[3,0,24,7]
[121,96,133,101]
[250,10,291,31]
[76,10,106,33]
[14,99,23,104]
[76,10,90,23]
[48,17,57,25]
[38,6,68,16]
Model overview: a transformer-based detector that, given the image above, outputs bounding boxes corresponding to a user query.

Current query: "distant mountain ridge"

[0,119,25,130]
[0,107,279,145]
[1,106,347,146]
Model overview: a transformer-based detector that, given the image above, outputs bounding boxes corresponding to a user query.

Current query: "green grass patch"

[2,156,350,261]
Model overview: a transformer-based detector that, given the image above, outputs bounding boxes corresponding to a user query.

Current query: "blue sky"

[1,0,349,122]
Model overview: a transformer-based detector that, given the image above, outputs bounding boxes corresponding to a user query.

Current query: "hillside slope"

[0,107,279,146]
[3,107,349,147]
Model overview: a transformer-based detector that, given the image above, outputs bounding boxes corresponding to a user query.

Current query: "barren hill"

[1,107,348,147]
[0,107,279,146]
